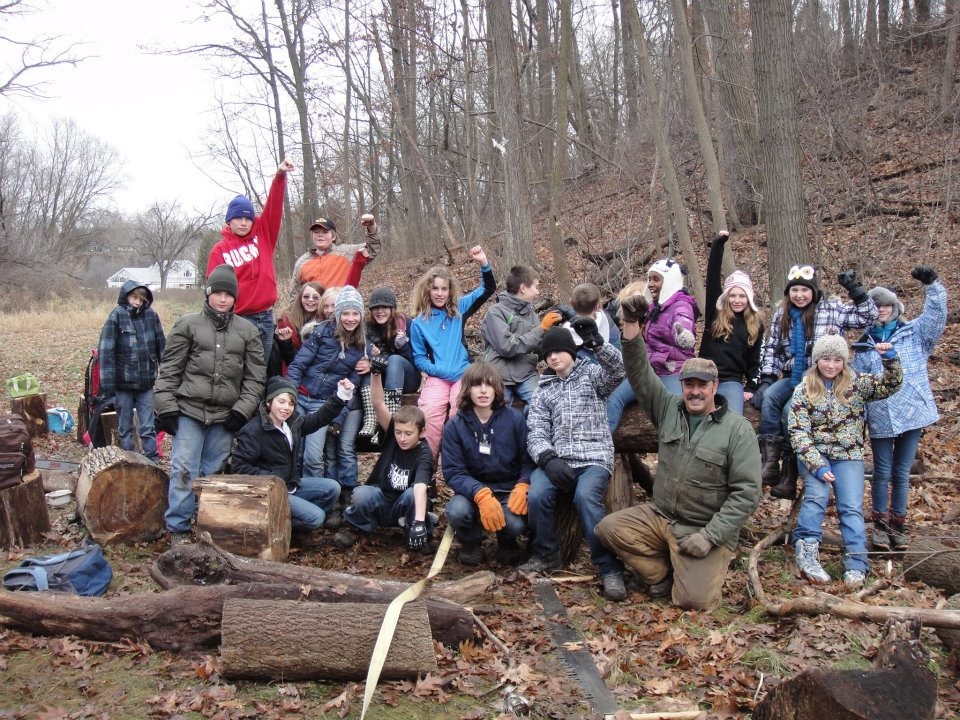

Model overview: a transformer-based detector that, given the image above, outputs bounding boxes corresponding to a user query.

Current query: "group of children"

[96,158,947,597]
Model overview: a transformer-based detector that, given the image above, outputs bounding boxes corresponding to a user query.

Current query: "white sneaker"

[843,569,866,589]
[794,539,831,583]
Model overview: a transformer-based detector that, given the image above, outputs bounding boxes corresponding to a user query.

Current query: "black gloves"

[155,413,179,436]
[369,354,389,375]
[620,295,649,325]
[406,520,429,551]
[555,304,576,323]
[570,317,604,350]
[224,410,247,433]
[538,451,575,488]
[912,265,938,285]
[837,270,868,305]
[328,422,342,438]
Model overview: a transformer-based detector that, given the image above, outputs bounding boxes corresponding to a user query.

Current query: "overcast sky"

[2,0,241,215]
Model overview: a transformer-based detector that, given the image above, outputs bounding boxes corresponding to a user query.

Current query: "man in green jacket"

[596,296,761,610]
[154,264,266,544]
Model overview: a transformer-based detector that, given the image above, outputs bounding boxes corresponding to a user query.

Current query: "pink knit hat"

[716,270,758,312]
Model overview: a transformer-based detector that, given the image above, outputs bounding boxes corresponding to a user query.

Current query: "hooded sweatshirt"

[97,280,166,394]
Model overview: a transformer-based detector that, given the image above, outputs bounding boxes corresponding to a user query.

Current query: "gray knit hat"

[265,376,297,403]
[368,286,398,309]
[334,285,364,322]
[868,286,903,322]
[206,264,238,299]
[811,326,849,363]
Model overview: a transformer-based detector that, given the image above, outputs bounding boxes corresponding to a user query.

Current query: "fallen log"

[903,538,960,595]
[0,578,476,650]
[76,447,168,545]
[219,599,436,681]
[754,619,936,720]
[149,534,496,607]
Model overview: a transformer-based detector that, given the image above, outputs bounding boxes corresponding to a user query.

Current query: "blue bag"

[47,407,75,434]
[2,543,112,596]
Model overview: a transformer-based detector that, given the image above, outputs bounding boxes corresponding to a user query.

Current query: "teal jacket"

[623,334,762,550]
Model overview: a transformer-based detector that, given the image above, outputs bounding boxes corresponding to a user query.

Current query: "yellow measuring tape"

[359,525,455,719]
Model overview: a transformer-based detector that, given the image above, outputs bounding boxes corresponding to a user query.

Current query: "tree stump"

[903,537,960,596]
[76,447,168,545]
[0,470,50,548]
[219,599,437,681]
[10,394,48,438]
[754,619,936,720]
[195,475,291,562]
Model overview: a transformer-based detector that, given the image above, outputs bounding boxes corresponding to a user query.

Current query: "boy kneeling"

[334,365,436,552]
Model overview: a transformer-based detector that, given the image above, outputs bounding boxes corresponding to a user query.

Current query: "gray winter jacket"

[480,291,545,384]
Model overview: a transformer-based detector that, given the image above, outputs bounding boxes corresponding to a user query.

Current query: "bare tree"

[0,0,88,97]
[134,202,216,290]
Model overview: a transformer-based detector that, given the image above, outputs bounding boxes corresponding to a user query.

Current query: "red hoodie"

[206,172,287,315]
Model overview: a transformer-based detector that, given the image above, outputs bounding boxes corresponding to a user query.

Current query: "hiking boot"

[518,551,562,575]
[324,508,344,531]
[646,574,673,598]
[871,512,891,551]
[794,539,831,583]
[889,514,910,551]
[843,569,866,589]
[496,537,526,566]
[759,435,784,486]
[333,529,358,549]
[169,531,192,548]
[458,545,483,566]
[602,572,628,601]
[770,451,798,500]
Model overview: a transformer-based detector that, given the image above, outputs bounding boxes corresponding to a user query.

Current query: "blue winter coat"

[442,405,535,498]
[851,281,947,437]
[97,280,166,394]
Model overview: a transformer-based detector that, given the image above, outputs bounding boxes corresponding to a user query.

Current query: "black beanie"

[206,264,238,299]
[784,265,822,302]
[265,376,297,403]
[541,327,578,360]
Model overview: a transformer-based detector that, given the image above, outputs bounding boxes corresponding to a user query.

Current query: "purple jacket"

[644,290,700,376]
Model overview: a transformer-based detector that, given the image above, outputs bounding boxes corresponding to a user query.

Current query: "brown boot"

[759,435,783,486]
[770,451,798,500]
[871,512,891,551]
[889,513,910,551]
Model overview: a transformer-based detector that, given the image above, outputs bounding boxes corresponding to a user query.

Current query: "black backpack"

[0,413,34,490]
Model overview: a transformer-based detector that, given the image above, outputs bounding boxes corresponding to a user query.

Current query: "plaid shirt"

[851,281,947,437]
[527,343,624,475]
[760,296,878,378]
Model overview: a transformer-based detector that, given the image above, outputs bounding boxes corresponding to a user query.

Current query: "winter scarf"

[789,306,808,388]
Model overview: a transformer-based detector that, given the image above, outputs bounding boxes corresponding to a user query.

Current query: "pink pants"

[418,376,461,458]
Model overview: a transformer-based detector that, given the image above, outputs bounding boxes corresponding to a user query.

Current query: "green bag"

[6,373,41,398]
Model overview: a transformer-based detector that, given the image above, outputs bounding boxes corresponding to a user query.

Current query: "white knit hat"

[334,285,364,322]
[716,270,758,312]
[812,326,849,363]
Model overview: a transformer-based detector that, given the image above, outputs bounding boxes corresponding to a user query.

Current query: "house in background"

[106,260,199,291]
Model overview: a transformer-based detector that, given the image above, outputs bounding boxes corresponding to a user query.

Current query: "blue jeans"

[325,406,362,489]
[607,376,681,432]
[717,381,745,416]
[241,310,275,369]
[289,476,341,531]
[444,492,527,547]
[793,460,868,573]
[870,429,922,517]
[343,484,434,534]
[115,388,158,461]
[504,375,539,405]
[527,464,623,576]
[298,396,332,479]
[759,378,794,436]
[164,416,233,533]
[385,355,421,393]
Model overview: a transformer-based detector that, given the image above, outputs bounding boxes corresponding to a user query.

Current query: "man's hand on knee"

[678,530,712,558]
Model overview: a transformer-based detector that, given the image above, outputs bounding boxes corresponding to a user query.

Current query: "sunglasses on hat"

[787,265,815,281]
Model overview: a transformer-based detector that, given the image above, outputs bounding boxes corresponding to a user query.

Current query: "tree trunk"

[195,475,291,562]
[11,394,47,437]
[942,0,958,115]
[220,599,436,681]
[76,447,168,545]
[0,470,49,548]
[341,0,354,224]
[754,619,936,720]
[486,0,535,269]
[548,0,575,300]
[750,0,810,291]
[839,0,857,73]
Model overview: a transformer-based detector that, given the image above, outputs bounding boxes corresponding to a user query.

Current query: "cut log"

[219,599,437,681]
[99,410,119,446]
[903,538,960,595]
[935,594,960,652]
[0,470,50,548]
[195,474,291,562]
[753,619,936,720]
[10,393,48,437]
[612,403,760,454]
[76,446,168,545]
[0,578,477,651]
